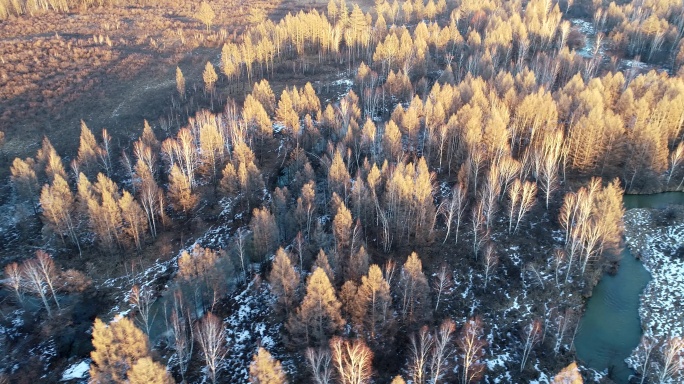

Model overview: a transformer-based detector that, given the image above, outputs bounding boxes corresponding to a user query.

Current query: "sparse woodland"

[1,0,684,383]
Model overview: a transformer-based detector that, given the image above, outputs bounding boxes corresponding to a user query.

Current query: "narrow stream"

[575,191,684,383]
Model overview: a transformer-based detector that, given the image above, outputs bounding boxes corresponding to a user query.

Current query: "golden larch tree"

[249,347,288,384]
[287,268,344,347]
[551,362,583,384]
[203,61,218,97]
[77,120,100,176]
[40,174,85,254]
[167,164,199,218]
[176,66,186,99]
[269,247,300,316]
[89,316,150,383]
[250,206,280,261]
[128,357,175,384]
[195,2,216,32]
[118,190,148,250]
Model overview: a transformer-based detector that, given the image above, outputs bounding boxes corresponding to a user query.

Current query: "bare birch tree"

[330,337,373,384]
[657,337,684,384]
[457,317,487,384]
[130,285,155,335]
[170,307,193,384]
[195,312,227,384]
[306,348,333,384]
[440,183,467,244]
[482,244,498,289]
[520,319,542,372]
[432,263,452,312]
[429,319,456,384]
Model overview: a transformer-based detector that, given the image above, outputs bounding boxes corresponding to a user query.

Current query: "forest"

[1,0,684,383]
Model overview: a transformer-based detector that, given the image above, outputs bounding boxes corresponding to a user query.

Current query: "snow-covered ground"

[61,359,90,382]
[624,209,684,372]
[624,209,684,339]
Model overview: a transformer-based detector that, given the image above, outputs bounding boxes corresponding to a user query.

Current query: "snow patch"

[61,360,90,381]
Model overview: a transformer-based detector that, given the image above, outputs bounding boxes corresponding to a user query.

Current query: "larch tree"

[167,164,199,218]
[128,357,175,384]
[287,268,344,347]
[195,1,215,32]
[357,264,392,340]
[134,159,161,238]
[551,362,583,383]
[249,347,288,384]
[37,137,67,182]
[176,66,185,100]
[399,252,431,326]
[269,247,300,316]
[276,90,301,148]
[195,312,227,384]
[10,157,38,210]
[332,200,353,260]
[89,316,150,383]
[196,112,225,183]
[314,249,335,285]
[85,173,124,250]
[328,150,351,201]
[77,120,100,177]
[203,61,218,98]
[40,173,81,254]
[250,207,280,261]
[244,95,273,141]
[119,190,147,250]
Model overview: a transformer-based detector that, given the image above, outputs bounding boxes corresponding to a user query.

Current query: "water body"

[575,191,684,383]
